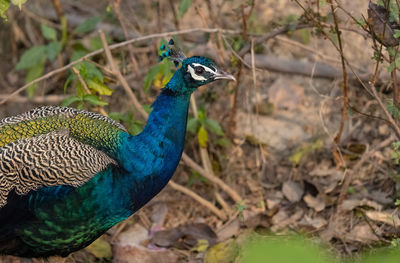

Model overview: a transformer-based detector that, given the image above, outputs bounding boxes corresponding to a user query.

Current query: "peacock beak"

[214,70,236,81]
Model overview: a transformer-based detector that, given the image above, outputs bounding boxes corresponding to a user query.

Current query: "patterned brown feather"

[0,129,117,207]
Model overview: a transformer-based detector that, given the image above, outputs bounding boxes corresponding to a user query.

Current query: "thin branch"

[168,180,226,220]
[329,1,349,168]
[181,154,242,203]
[238,23,312,57]
[71,68,91,94]
[0,94,68,103]
[110,0,140,74]
[1,28,240,105]
[99,30,148,119]
[371,83,400,139]
[338,135,395,206]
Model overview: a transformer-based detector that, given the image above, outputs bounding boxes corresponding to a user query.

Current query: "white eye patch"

[191,63,216,73]
[187,65,207,81]
[187,63,217,81]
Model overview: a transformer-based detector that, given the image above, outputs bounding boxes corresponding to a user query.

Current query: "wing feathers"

[0,106,126,131]
[0,130,117,208]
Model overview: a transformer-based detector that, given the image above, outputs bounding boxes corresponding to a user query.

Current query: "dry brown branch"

[275,35,365,74]
[238,23,312,57]
[338,135,395,206]
[329,1,348,168]
[169,180,226,220]
[370,83,400,139]
[71,68,90,94]
[110,0,140,74]
[221,35,253,69]
[99,30,149,119]
[189,96,233,214]
[1,28,241,105]
[181,154,242,203]
[0,94,68,103]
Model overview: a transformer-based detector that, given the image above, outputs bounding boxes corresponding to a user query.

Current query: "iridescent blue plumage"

[0,40,235,258]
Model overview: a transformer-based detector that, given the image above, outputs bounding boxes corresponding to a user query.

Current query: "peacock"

[0,39,235,258]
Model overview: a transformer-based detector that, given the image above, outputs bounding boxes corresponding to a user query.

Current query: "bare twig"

[190,96,213,176]
[1,28,242,105]
[338,135,395,206]
[238,23,312,57]
[370,83,400,139]
[181,154,242,203]
[99,30,148,119]
[169,180,226,220]
[189,95,232,213]
[71,68,91,94]
[329,1,349,168]
[110,0,140,74]
[0,94,68,103]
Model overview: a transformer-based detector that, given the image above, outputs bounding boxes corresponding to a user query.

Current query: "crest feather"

[158,39,187,67]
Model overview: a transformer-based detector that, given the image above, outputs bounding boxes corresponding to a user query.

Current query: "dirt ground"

[0,0,399,262]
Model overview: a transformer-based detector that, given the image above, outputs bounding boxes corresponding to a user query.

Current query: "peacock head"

[159,39,235,93]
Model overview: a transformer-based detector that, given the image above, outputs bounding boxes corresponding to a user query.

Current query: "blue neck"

[116,72,191,206]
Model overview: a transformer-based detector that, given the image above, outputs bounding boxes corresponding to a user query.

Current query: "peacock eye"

[194,66,204,75]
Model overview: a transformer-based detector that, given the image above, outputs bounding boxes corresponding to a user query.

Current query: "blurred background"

[1,0,400,262]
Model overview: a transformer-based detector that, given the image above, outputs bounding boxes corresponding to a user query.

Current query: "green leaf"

[90,36,104,51]
[355,17,366,27]
[204,118,224,136]
[394,29,400,39]
[143,64,162,92]
[187,117,200,133]
[75,61,103,82]
[191,239,210,253]
[197,125,208,148]
[108,112,124,121]
[128,122,144,136]
[46,41,62,61]
[11,0,26,9]
[15,45,47,70]
[41,24,57,41]
[83,94,108,106]
[85,236,112,260]
[178,0,192,19]
[187,171,209,187]
[0,0,10,20]
[143,104,152,114]
[388,62,396,73]
[61,96,82,107]
[387,99,400,119]
[73,16,101,34]
[71,50,88,62]
[63,73,76,92]
[90,35,111,51]
[84,63,103,82]
[198,109,206,122]
[216,137,231,148]
[86,79,113,96]
[25,61,45,98]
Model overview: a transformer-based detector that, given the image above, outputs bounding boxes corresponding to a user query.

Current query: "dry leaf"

[365,211,400,226]
[303,194,325,212]
[282,181,304,203]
